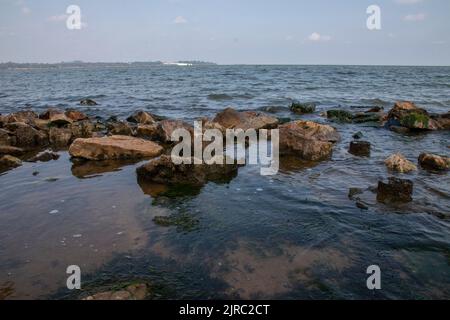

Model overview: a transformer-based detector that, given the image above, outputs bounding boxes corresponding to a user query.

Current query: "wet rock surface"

[385,101,439,131]
[69,135,163,161]
[349,141,371,157]
[377,177,414,203]
[0,155,22,170]
[290,102,316,114]
[213,107,279,130]
[418,153,450,172]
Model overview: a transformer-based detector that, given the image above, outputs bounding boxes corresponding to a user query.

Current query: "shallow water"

[0,65,449,299]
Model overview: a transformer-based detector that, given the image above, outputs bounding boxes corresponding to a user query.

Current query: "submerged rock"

[136,155,239,187]
[327,110,353,123]
[279,120,340,161]
[352,131,363,140]
[349,141,371,157]
[213,107,278,130]
[418,153,450,171]
[290,102,316,114]
[80,99,98,106]
[377,177,413,203]
[83,283,148,300]
[69,135,163,161]
[126,111,156,125]
[0,155,22,169]
[384,153,417,173]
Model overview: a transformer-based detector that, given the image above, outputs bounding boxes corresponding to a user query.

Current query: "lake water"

[0,65,449,299]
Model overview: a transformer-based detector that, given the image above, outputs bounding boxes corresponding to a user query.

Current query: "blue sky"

[0,0,449,65]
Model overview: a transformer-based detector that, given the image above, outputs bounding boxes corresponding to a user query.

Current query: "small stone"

[348,187,363,199]
[80,99,98,106]
[352,131,363,140]
[349,141,371,157]
[290,102,316,114]
[28,151,60,163]
[0,155,22,169]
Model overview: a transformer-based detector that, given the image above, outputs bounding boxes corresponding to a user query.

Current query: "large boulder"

[418,153,450,171]
[279,120,340,161]
[126,111,156,125]
[137,155,239,187]
[384,153,417,173]
[385,101,439,131]
[213,107,278,130]
[69,135,163,160]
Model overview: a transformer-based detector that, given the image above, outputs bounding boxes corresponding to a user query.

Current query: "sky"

[0,0,449,65]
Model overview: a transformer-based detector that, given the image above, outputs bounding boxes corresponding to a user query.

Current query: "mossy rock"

[326,110,353,123]
[290,102,316,114]
[400,112,430,129]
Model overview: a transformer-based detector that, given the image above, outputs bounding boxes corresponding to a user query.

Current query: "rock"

[126,111,156,125]
[107,121,134,136]
[0,155,22,169]
[0,128,12,145]
[39,108,63,120]
[377,177,413,203]
[69,135,163,161]
[28,151,59,163]
[6,122,48,148]
[390,126,410,134]
[385,153,417,173]
[349,141,371,157]
[386,101,438,131]
[135,124,160,139]
[6,111,38,124]
[352,131,363,140]
[352,112,383,124]
[213,107,278,130]
[367,106,383,113]
[0,145,25,156]
[198,117,226,134]
[279,120,340,161]
[49,127,72,147]
[83,283,148,300]
[48,113,73,127]
[65,110,89,122]
[290,102,316,114]
[137,155,239,187]
[356,201,369,210]
[327,110,353,123]
[157,120,194,143]
[418,153,450,171]
[348,188,364,199]
[80,99,98,106]
[431,112,450,130]
[70,120,95,139]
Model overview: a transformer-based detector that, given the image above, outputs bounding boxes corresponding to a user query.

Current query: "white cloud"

[173,16,187,24]
[308,32,331,42]
[403,13,426,21]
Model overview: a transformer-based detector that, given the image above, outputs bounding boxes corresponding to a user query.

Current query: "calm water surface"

[0,65,449,299]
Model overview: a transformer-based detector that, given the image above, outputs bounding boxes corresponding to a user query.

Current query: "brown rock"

[28,151,60,162]
[0,155,22,169]
[39,108,63,120]
[279,120,340,161]
[0,128,12,145]
[9,111,38,124]
[213,107,279,130]
[386,101,438,131]
[70,120,95,139]
[0,145,25,156]
[80,99,98,106]
[137,155,239,187]
[418,153,450,171]
[69,135,163,160]
[49,127,72,147]
[349,141,371,157]
[431,112,450,130]
[377,177,413,203]
[157,120,194,143]
[65,110,89,122]
[136,124,159,139]
[6,122,48,148]
[384,153,417,173]
[48,113,73,126]
[127,111,155,125]
[107,121,134,136]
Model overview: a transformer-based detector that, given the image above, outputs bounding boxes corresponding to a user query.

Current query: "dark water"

[0,65,449,299]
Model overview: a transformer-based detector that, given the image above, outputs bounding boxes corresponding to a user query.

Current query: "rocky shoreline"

[0,99,449,299]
